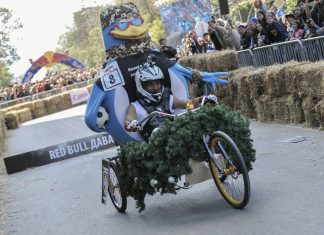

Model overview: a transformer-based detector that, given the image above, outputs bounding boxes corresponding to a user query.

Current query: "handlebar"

[127,95,219,132]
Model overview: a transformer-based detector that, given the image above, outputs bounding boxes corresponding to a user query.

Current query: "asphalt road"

[0,106,323,235]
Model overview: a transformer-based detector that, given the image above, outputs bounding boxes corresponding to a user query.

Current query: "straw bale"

[0,111,7,175]
[286,61,324,97]
[15,102,33,111]
[61,92,71,101]
[314,99,324,130]
[254,96,274,122]
[32,108,47,118]
[5,111,17,122]
[32,100,45,109]
[302,97,321,128]
[57,100,72,111]
[17,108,33,123]
[178,50,239,72]
[46,94,62,105]
[46,104,58,114]
[6,120,18,129]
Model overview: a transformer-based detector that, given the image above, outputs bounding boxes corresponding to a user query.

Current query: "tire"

[107,162,127,213]
[208,131,250,209]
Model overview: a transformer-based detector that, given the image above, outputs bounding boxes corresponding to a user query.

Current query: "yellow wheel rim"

[209,137,244,206]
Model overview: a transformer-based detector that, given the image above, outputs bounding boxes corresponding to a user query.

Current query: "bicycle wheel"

[107,162,127,212]
[208,131,250,209]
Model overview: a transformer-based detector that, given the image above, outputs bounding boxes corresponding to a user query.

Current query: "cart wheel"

[107,162,127,212]
[208,131,250,209]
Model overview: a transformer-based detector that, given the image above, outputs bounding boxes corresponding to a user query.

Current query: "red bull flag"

[21,51,85,83]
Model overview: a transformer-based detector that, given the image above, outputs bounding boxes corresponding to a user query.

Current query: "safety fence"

[237,36,324,67]
[0,77,97,109]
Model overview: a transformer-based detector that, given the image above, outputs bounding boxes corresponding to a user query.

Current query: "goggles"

[111,17,144,31]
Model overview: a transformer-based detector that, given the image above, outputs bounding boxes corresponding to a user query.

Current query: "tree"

[230,1,254,23]
[57,6,105,70]
[0,7,22,87]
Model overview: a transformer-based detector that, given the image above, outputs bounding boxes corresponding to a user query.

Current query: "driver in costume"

[124,57,200,141]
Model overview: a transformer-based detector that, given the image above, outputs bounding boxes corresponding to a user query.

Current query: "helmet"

[135,63,164,104]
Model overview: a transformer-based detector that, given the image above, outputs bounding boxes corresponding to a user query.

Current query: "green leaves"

[118,105,256,212]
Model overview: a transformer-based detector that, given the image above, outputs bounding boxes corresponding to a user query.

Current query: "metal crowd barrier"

[0,96,33,109]
[302,36,324,61]
[237,49,254,67]
[238,36,324,67]
[253,40,306,67]
[0,76,99,109]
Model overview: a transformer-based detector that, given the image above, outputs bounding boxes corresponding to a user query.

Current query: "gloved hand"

[204,94,219,105]
[126,120,141,132]
[201,72,229,93]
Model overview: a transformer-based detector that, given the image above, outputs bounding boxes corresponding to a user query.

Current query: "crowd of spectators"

[0,68,99,103]
[163,0,324,58]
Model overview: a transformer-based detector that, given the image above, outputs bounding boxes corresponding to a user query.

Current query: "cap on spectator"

[249,17,258,24]
[285,13,296,19]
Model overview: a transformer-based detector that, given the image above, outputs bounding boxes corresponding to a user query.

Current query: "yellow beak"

[111,22,149,40]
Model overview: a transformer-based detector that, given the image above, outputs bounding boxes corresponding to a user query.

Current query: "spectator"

[265,13,288,44]
[310,0,324,26]
[253,0,268,16]
[186,30,203,54]
[294,3,307,26]
[304,18,321,38]
[208,19,236,50]
[225,22,242,50]
[257,10,268,28]
[197,37,208,53]
[256,23,266,46]
[159,38,178,60]
[238,25,249,49]
[288,21,304,40]
[203,33,215,51]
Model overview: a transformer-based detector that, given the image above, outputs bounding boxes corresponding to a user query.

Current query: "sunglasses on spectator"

[111,17,144,31]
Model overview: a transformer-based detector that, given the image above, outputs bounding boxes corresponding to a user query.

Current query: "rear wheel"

[208,131,250,209]
[107,162,127,212]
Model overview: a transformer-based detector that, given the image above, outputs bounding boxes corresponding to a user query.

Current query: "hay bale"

[46,104,58,114]
[302,97,321,128]
[178,50,239,72]
[57,100,72,111]
[32,100,45,109]
[15,102,33,111]
[32,108,47,118]
[5,111,17,122]
[61,92,71,101]
[17,108,33,123]
[286,61,324,97]
[0,111,7,175]
[254,96,274,122]
[6,120,18,129]
[46,94,62,105]
[314,99,324,130]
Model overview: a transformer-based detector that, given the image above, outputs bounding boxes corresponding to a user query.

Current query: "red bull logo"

[52,52,69,63]
[31,56,49,69]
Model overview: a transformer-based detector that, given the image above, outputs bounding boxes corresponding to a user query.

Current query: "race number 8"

[109,74,116,84]
[100,61,125,91]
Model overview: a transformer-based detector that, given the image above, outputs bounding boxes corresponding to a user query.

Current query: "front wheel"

[107,162,127,212]
[208,131,250,209]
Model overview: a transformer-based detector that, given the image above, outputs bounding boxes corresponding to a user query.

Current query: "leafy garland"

[117,105,256,212]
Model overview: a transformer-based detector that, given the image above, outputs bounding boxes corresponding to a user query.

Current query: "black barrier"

[4,133,115,174]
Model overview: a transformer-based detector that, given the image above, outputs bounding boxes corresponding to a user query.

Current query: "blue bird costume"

[85,2,229,144]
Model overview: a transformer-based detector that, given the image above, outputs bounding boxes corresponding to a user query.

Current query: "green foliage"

[230,1,254,23]
[148,18,165,45]
[285,0,296,13]
[118,105,256,212]
[0,7,22,86]
[57,6,105,70]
